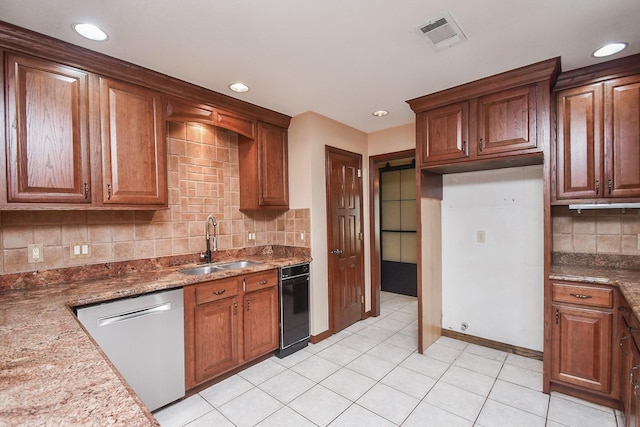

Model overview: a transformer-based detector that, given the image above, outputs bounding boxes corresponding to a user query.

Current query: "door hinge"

[555,308,559,325]
[357,168,361,178]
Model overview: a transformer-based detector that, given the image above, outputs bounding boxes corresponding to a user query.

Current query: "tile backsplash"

[0,122,309,275]
[552,206,640,255]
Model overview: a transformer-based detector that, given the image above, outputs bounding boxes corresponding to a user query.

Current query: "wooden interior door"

[326,146,364,333]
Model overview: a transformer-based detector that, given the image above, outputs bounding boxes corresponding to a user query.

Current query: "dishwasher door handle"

[97,301,172,327]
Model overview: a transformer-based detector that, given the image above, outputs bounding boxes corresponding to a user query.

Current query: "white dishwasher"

[76,288,185,411]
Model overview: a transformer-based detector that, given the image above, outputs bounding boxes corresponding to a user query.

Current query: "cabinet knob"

[620,335,629,356]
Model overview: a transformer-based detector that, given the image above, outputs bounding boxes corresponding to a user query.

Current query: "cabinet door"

[478,85,537,156]
[5,52,91,203]
[258,122,288,208]
[551,304,612,393]
[99,77,167,206]
[555,84,604,200]
[243,287,278,361]
[418,102,469,165]
[194,297,239,384]
[605,75,640,198]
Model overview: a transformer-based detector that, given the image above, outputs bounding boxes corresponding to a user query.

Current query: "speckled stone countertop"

[550,252,640,319]
[0,246,310,426]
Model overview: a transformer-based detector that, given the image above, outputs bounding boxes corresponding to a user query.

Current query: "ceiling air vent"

[416,12,467,51]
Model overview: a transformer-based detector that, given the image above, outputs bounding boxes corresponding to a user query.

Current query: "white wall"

[288,112,369,336]
[441,165,544,351]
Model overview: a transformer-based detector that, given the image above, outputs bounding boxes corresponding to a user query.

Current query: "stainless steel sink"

[215,260,259,270]
[179,264,223,275]
[179,260,259,275]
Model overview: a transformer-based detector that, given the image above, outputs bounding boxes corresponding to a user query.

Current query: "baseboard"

[441,329,543,360]
[310,329,331,344]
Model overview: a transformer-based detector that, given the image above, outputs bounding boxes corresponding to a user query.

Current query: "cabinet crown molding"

[407,57,560,113]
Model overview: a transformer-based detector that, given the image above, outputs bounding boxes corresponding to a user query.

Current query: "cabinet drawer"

[244,270,278,293]
[552,283,613,308]
[195,278,239,305]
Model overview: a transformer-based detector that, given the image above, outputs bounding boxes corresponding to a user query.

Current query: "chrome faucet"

[204,214,218,264]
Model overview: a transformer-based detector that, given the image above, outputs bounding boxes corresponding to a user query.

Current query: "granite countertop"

[0,246,310,426]
[550,252,640,320]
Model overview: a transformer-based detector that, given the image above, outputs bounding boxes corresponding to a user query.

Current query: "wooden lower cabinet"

[551,304,612,393]
[244,287,279,361]
[194,296,239,383]
[618,301,640,427]
[549,281,616,401]
[184,269,279,390]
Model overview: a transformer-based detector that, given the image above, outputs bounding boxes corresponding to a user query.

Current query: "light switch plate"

[477,230,486,243]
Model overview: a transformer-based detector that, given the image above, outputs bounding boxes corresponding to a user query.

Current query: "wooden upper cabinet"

[99,77,167,206]
[419,102,469,165]
[239,121,289,210]
[555,84,604,200]
[409,58,559,173]
[606,75,640,198]
[477,85,537,156]
[553,58,640,203]
[4,52,91,203]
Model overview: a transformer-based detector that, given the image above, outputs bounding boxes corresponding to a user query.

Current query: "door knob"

[330,248,343,256]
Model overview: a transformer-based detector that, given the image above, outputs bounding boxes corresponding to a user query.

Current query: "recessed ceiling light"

[372,110,389,117]
[73,23,108,41]
[593,42,628,58]
[229,82,250,93]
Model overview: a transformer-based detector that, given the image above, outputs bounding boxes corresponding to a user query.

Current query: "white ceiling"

[1,0,639,133]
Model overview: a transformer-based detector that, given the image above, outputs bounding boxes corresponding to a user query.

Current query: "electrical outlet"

[476,230,486,243]
[300,232,305,241]
[28,244,44,263]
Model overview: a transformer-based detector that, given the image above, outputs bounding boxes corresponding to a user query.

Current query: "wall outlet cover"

[28,244,44,263]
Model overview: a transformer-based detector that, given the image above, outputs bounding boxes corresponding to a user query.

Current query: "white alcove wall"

[441,165,544,351]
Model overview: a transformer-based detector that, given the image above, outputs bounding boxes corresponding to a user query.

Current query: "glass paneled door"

[380,165,417,296]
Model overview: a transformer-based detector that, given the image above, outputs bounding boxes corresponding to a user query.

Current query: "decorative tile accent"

[0,123,310,275]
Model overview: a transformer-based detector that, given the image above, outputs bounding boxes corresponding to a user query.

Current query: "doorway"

[368,149,416,316]
[380,162,417,296]
[325,146,365,333]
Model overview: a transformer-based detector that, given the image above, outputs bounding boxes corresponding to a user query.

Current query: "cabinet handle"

[257,280,269,285]
[247,299,251,311]
[213,289,226,296]
[621,334,629,356]
[107,184,112,200]
[233,302,238,315]
[631,365,640,387]
[570,293,592,299]
[608,179,612,195]
[84,183,89,199]
[479,138,484,152]
[595,179,600,195]
[243,279,246,292]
